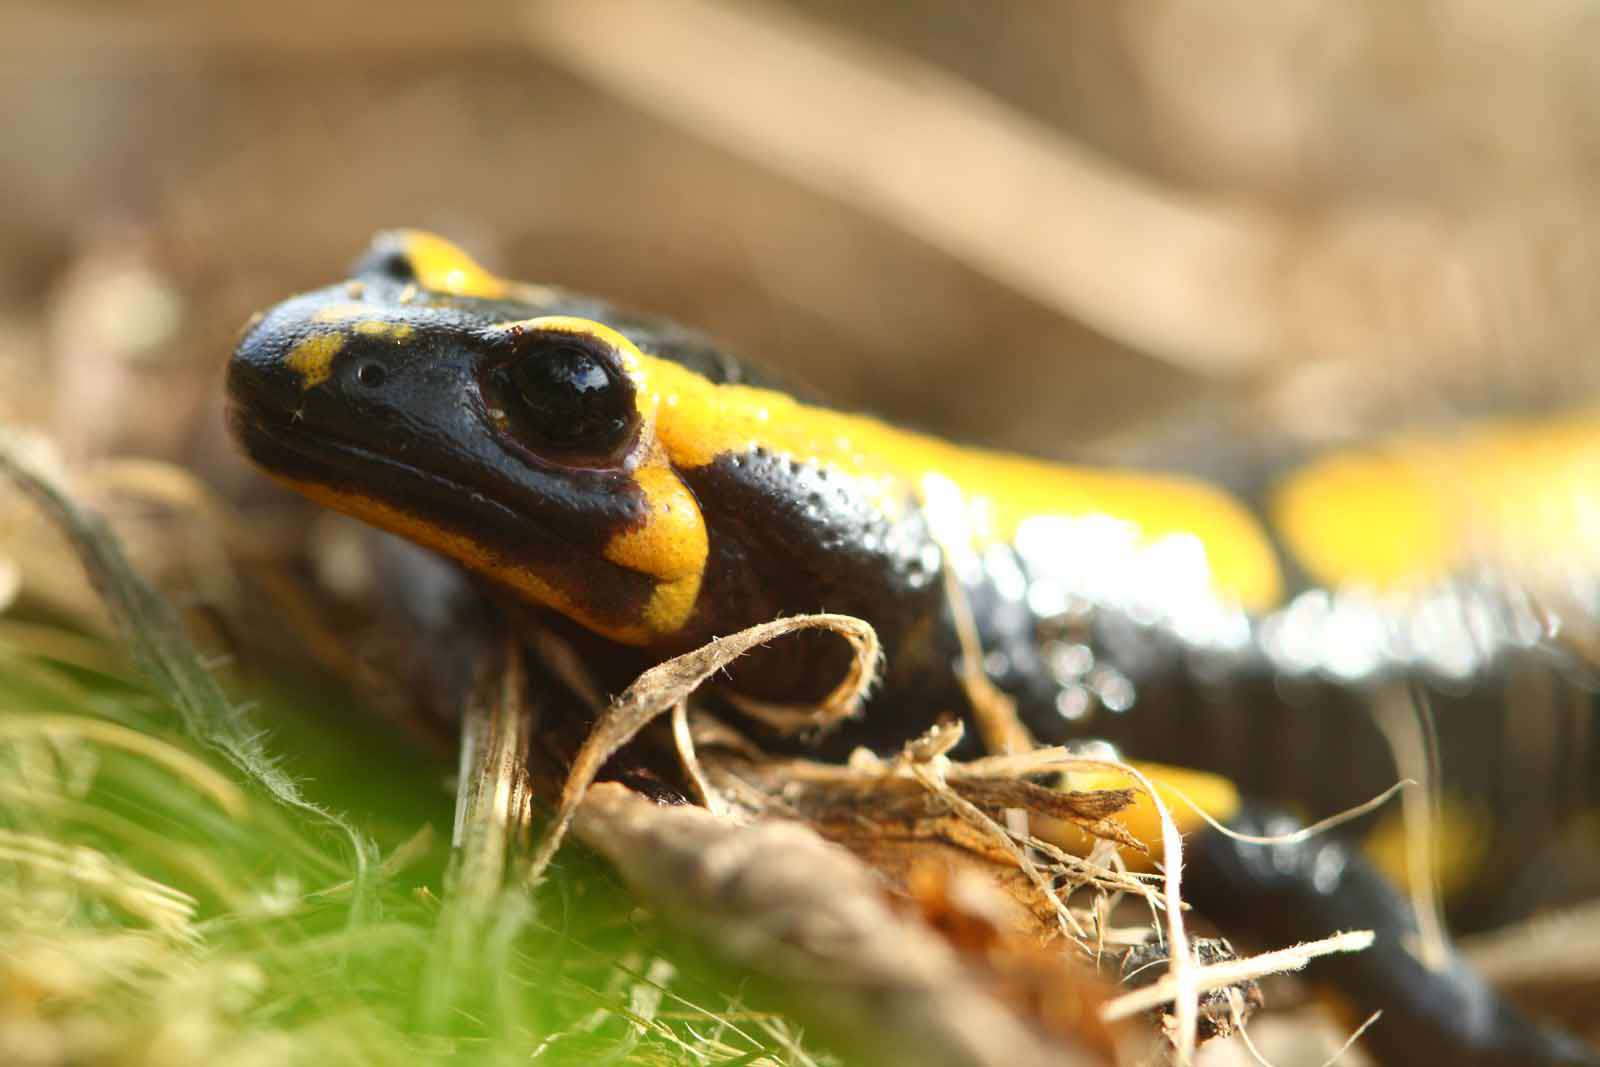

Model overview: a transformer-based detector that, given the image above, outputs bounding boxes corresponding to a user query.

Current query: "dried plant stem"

[448,637,536,904]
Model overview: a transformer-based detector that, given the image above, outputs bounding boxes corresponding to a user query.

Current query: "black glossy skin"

[1188,803,1600,1067]
[228,236,1600,1066]
[681,446,948,710]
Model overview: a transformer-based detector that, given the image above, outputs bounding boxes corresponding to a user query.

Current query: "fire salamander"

[228,231,1600,1066]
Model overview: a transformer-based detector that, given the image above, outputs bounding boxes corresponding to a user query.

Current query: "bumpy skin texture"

[228,233,1600,1066]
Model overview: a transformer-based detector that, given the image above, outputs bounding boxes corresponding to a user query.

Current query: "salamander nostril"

[355,361,388,388]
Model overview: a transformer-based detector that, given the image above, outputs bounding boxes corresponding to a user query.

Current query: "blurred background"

[6,0,1600,486]
[5,5,1600,1064]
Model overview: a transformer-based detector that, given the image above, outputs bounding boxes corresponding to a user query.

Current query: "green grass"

[0,643,822,1067]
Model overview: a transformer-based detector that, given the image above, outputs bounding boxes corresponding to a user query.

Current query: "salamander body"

[228,231,1600,1066]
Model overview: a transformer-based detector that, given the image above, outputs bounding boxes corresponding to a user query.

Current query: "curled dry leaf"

[527,613,879,882]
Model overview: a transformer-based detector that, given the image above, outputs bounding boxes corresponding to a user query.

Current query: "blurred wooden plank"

[520,0,1292,379]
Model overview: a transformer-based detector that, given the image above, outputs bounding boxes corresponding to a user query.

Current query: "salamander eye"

[353,359,388,388]
[483,331,637,460]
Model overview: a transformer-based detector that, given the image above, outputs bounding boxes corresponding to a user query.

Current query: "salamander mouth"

[227,402,539,543]
[228,398,665,636]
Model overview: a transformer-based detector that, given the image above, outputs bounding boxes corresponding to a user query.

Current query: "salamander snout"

[226,311,304,420]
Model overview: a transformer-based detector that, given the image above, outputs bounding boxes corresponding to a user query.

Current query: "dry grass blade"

[1373,681,1450,972]
[939,561,1033,756]
[527,613,878,882]
[948,778,1137,841]
[422,636,539,1029]
[0,433,378,893]
[448,637,536,903]
[0,828,198,937]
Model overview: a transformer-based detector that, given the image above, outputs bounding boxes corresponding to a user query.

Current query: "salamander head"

[226,231,708,646]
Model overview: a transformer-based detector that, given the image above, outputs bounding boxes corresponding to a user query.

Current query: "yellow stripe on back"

[631,354,1284,611]
[393,235,1283,612]
[1272,413,1600,592]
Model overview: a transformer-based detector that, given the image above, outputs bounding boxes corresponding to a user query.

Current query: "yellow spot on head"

[604,457,709,635]
[285,333,345,390]
[395,230,509,300]
[354,319,415,342]
[312,302,370,324]
[312,303,415,345]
